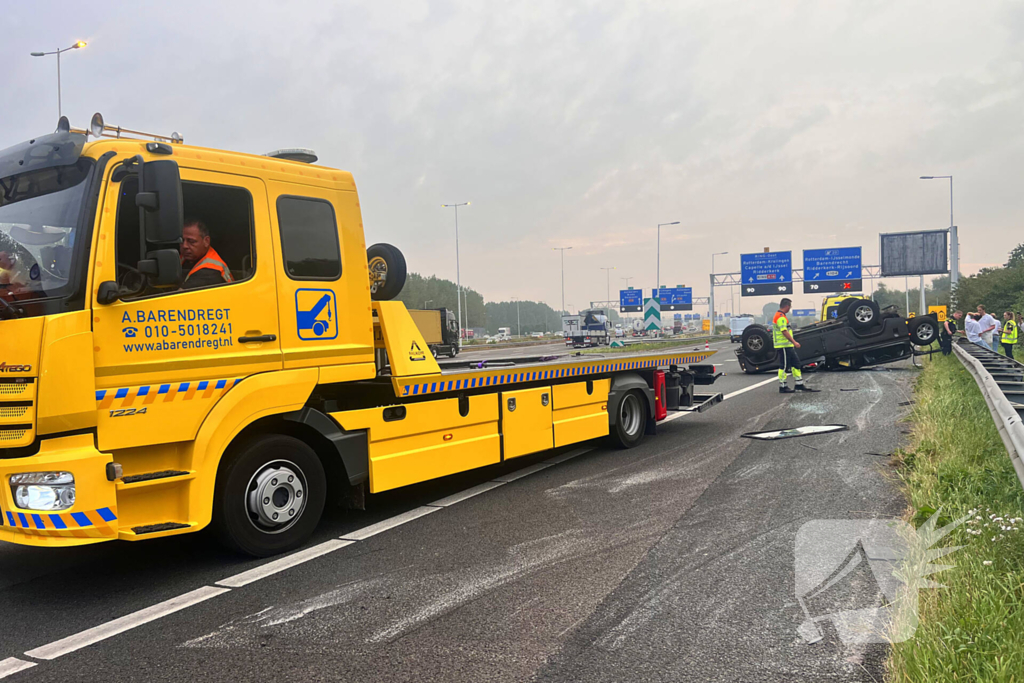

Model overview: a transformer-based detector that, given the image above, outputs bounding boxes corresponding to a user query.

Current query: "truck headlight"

[10,472,76,511]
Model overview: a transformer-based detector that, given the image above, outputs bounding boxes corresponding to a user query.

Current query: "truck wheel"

[741,324,772,359]
[214,435,326,557]
[610,390,647,449]
[847,300,880,330]
[910,318,938,345]
[367,243,407,301]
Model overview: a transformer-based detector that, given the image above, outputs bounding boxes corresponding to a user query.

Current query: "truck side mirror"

[135,159,183,245]
[137,249,181,287]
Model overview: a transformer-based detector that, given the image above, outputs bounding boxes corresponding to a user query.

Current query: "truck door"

[267,181,374,372]
[92,165,281,450]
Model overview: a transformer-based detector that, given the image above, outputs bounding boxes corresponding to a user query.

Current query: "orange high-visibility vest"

[185,246,234,283]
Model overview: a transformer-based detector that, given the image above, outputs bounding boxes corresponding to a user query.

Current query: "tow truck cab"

[0,116,720,556]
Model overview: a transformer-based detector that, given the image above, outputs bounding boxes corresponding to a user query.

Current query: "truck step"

[121,470,190,484]
[131,522,192,535]
[677,392,724,413]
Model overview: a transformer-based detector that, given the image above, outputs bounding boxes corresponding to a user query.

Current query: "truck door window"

[276,196,341,281]
[115,177,255,297]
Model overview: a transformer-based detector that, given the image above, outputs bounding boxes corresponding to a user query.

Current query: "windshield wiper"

[0,296,24,319]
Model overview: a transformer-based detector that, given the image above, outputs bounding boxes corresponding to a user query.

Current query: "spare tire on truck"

[367,243,407,301]
[741,324,773,360]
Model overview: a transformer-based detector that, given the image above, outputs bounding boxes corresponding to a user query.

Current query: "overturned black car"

[736,298,939,374]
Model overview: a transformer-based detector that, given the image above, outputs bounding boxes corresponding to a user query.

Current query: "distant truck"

[563,309,611,348]
[735,298,939,373]
[409,308,460,358]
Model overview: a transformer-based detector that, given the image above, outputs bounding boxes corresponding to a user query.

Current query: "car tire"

[367,243,407,301]
[741,324,772,359]
[835,298,857,319]
[213,434,326,557]
[910,317,938,346]
[610,390,647,449]
[847,300,881,330]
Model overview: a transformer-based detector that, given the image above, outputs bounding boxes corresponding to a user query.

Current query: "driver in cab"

[180,218,233,290]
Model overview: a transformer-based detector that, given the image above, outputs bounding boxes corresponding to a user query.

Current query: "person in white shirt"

[964,313,983,344]
[977,305,997,350]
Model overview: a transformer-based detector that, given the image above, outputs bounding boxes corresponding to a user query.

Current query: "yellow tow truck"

[0,114,721,555]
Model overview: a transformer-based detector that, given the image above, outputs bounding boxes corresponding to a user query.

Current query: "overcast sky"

[5,0,1022,314]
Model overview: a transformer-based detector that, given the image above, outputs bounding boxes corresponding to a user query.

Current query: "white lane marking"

[724,377,777,400]
[216,539,355,588]
[661,409,693,423]
[24,586,230,661]
[493,462,554,482]
[546,447,593,464]
[0,658,35,680]
[429,481,507,507]
[340,505,440,541]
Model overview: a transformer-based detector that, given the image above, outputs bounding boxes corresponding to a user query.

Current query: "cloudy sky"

[5,0,1022,313]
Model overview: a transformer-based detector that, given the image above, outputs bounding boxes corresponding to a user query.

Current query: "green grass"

[888,353,1024,682]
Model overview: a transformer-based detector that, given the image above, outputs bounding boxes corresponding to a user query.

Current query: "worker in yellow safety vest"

[1001,311,1018,359]
[773,298,818,394]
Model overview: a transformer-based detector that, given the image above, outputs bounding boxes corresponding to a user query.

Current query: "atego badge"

[0,362,32,373]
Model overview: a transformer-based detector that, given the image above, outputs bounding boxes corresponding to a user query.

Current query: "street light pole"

[710,251,728,329]
[920,174,956,302]
[656,221,680,291]
[30,41,87,119]
[442,202,470,347]
[553,247,572,314]
[600,266,615,304]
[512,298,521,337]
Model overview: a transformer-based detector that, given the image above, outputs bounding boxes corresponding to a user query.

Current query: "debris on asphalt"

[840,388,859,392]
[897,400,915,406]
[740,425,849,440]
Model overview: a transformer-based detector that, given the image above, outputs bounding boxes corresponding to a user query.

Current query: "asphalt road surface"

[0,343,916,682]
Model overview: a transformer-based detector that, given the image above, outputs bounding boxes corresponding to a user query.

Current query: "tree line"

[396,272,624,334]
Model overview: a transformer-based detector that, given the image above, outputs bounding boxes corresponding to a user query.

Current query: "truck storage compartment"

[501,386,554,459]
[332,394,500,493]
[552,379,610,447]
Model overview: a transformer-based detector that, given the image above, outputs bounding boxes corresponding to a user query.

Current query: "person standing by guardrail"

[965,313,983,344]
[977,305,997,350]
[940,310,962,355]
[1001,311,1018,359]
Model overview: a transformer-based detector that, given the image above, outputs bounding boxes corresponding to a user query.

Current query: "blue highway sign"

[620,288,642,312]
[741,251,793,296]
[802,247,863,294]
[651,287,693,311]
[791,308,817,318]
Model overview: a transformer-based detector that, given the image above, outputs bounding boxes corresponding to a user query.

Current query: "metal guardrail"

[952,338,1024,490]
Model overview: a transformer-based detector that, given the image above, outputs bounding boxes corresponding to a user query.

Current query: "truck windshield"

[0,158,92,308]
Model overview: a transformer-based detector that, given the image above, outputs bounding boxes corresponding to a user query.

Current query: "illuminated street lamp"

[30,41,87,118]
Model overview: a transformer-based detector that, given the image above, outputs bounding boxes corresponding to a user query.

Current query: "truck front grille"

[0,428,30,443]
[0,406,29,419]
[0,384,29,397]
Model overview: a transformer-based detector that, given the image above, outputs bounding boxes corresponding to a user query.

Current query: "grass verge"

[888,353,1024,682]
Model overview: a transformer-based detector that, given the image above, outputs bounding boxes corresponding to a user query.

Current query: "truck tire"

[214,435,327,557]
[847,300,881,330]
[610,390,647,449]
[910,317,938,346]
[367,243,407,301]
[741,324,772,359]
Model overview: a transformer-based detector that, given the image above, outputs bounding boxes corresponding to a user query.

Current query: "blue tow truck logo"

[295,289,339,341]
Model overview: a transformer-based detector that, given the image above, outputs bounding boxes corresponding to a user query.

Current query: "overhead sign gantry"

[802,247,862,293]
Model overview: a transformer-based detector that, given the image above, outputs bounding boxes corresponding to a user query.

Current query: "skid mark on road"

[367,531,591,644]
[182,577,383,648]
